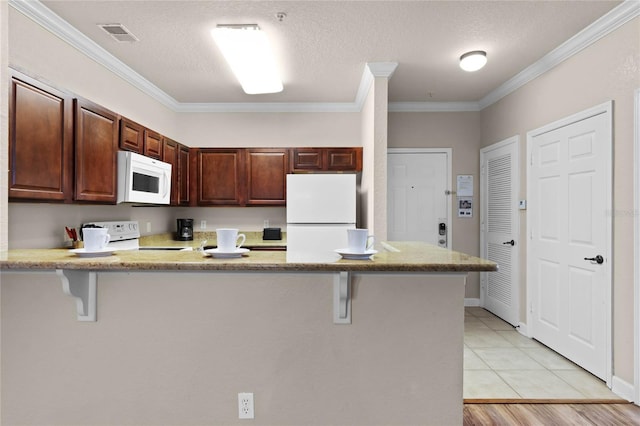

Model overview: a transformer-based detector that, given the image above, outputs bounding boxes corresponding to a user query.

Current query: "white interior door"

[387,149,451,246]
[480,137,519,326]
[528,103,612,382]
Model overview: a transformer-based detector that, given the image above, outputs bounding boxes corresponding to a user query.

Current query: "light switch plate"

[519,200,527,210]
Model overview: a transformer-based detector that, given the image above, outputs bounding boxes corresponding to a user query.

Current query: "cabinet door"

[9,71,73,202]
[246,149,288,205]
[119,117,144,153]
[195,149,245,206]
[178,144,190,206]
[163,138,179,205]
[327,147,362,172]
[74,98,119,203]
[290,148,324,172]
[144,129,163,159]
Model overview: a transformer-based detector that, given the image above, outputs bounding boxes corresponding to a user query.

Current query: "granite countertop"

[0,241,497,273]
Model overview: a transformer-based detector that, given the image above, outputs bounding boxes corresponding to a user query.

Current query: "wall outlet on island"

[238,392,254,419]
[200,220,206,230]
[263,220,269,228]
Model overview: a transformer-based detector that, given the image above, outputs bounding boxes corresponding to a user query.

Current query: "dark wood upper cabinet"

[327,147,362,171]
[74,98,119,203]
[290,148,324,172]
[144,129,163,159]
[119,118,144,153]
[246,149,288,205]
[193,149,245,206]
[178,145,190,206]
[162,138,179,205]
[290,147,362,172]
[162,139,189,206]
[8,70,73,202]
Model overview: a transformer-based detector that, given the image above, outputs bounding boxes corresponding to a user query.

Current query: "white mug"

[82,227,110,251]
[347,228,375,253]
[216,228,246,252]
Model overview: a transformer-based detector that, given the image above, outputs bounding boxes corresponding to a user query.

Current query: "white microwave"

[117,151,172,204]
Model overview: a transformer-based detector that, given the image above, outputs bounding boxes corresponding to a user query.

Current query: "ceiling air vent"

[98,24,139,42]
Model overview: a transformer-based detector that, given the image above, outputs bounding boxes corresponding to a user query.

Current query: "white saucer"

[204,247,250,258]
[69,248,116,258]
[335,248,378,260]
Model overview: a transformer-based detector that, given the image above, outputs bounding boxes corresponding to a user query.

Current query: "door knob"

[502,240,515,246]
[584,255,604,264]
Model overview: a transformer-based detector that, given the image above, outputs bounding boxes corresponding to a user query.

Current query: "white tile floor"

[463,307,623,400]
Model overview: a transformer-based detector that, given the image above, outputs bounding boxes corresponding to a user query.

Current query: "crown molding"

[389,102,481,113]
[173,102,360,113]
[478,0,640,109]
[9,0,638,114]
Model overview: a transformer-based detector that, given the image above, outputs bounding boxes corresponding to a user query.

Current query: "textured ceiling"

[40,0,621,104]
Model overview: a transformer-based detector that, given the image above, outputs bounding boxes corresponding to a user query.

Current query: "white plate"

[334,248,378,260]
[204,248,250,258]
[69,248,116,258]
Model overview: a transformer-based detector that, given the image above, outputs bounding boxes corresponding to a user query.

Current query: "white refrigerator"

[286,174,356,260]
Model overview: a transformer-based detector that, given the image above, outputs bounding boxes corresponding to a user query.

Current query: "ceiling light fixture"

[212,24,283,95]
[459,50,487,72]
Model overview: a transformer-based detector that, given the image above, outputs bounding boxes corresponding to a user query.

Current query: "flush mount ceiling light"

[212,24,283,95]
[459,50,487,72]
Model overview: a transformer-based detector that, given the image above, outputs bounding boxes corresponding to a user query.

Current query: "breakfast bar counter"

[0,242,495,425]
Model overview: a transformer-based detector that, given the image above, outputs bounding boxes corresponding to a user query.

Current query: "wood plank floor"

[463,403,640,425]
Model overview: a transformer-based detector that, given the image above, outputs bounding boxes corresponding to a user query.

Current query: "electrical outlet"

[146,222,152,233]
[263,220,269,228]
[238,392,254,419]
[200,220,206,230]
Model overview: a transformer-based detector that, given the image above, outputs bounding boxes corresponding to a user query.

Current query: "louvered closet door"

[480,137,519,326]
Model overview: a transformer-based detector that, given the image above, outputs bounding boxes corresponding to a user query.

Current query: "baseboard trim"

[611,376,635,402]
[464,399,630,404]
[465,298,480,307]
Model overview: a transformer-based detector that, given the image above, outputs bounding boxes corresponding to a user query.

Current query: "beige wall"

[388,112,482,298]
[177,112,360,148]
[480,17,640,384]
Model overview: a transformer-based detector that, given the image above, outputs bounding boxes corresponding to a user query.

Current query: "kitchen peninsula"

[0,242,495,425]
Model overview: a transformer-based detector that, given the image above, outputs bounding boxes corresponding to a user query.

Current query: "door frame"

[526,100,613,386]
[387,148,453,246]
[634,88,640,405]
[479,136,520,325]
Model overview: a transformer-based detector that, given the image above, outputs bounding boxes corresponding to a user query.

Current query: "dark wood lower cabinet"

[8,70,73,202]
[73,98,119,203]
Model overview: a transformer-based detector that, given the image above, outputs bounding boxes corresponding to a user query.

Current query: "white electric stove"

[83,220,140,250]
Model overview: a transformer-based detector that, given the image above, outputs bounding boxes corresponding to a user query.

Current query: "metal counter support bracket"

[333,271,351,324]
[56,269,97,322]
